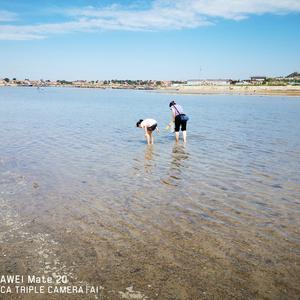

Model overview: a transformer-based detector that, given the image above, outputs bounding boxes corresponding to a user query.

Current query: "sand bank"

[160,85,300,96]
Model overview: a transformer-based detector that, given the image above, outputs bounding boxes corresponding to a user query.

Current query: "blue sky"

[0,0,300,80]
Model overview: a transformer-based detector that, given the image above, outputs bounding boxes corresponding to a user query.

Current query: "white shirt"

[141,119,157,128]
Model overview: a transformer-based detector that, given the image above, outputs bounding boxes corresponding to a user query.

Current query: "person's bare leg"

[182,130,187,143]
[175,131,179,142]
[148,131,154,144]
[145,132,151,144]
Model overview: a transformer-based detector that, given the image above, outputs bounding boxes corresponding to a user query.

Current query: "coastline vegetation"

[1,73,299,91]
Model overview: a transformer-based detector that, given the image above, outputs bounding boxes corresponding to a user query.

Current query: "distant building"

[250,76,266,81]
[186,80,202,85]
[161,80,172,86]
[171,83,185,87]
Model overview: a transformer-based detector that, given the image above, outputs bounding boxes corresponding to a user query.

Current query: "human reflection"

[171,143,189,170]
[144,144,155,173]
[161,143,189,186]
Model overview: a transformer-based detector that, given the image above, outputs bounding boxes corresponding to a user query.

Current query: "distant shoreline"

[1,84,300,97]
[158,85,300,97]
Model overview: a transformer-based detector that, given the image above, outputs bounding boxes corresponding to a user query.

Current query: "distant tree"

[286,72,300,78]
[229,80,239,85]
[4,78,10,83]
[171,80,187,84]
[57,80,72,85]
[13,77,16,81]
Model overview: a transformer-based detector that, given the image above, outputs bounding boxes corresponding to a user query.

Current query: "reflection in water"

[132,145,157,177]
[144,145,155,173]
[171,143,189,170]
[161,143,190,186]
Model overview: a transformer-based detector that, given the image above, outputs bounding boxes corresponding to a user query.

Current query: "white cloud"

[187,0,300,20]
[1,0,300,40]
[68,2,212,30]
[0,10,17,22]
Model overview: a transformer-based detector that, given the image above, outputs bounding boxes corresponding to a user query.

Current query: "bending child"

[136,119,159,144]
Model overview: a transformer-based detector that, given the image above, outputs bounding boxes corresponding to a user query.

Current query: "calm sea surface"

[0,87,300,299]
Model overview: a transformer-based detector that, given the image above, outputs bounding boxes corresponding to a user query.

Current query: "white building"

[250,76,266,82]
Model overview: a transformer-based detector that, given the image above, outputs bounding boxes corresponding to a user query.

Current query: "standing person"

[168,100,188,143]
[136,118,159,144]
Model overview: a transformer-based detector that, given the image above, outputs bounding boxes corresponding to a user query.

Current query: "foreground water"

[0,87,300,299]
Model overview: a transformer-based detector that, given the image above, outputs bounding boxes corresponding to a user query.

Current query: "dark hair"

[169,100,176,107]
[136,119,143,127]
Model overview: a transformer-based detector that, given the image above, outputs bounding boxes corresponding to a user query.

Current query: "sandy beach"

[2,83,300,97]
[160,85,300,96]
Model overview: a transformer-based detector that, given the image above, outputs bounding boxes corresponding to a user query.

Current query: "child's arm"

[143,126,148,135]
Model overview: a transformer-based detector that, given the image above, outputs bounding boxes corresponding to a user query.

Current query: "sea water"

[0,87,300,299]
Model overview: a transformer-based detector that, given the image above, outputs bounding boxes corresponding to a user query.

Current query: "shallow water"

[0,87,300,299]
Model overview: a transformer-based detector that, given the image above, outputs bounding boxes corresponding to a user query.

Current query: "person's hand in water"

[166,122,174,132]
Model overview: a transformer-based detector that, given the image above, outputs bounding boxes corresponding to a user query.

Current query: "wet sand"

[1,152,300,300]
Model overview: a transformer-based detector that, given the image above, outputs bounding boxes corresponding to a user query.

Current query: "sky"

[0,0,300,80]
